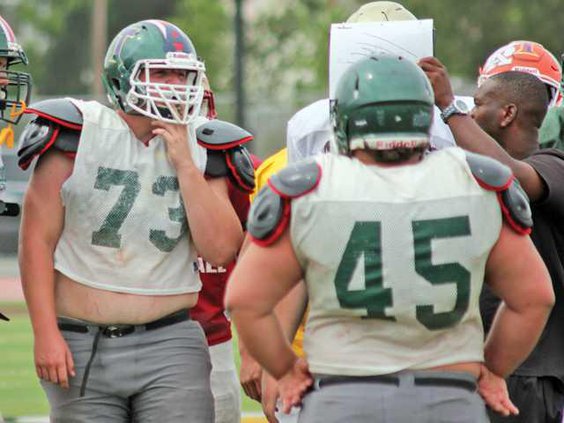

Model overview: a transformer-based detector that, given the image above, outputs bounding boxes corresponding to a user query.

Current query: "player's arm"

[226,229,313,413]
[16,98,82,388]
[19,150,76,389]
[152,121,244,266]
[226,229,303,379]
[259,280,307,421]
[419,56,546,201]
[237,232,308,406]
[183,173,243,266]
[483,223,553,377]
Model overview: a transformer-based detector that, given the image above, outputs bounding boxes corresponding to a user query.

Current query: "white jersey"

[285,97,474,163]
[54,100,207,295]
[291,148,502,376]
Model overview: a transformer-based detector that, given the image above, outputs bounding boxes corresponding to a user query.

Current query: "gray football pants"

[298,371,489,423]
[41,317,214,422]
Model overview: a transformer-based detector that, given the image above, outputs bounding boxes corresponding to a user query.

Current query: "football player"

[0,14,31,219]
[226,54,554,422]
[245,3,452,422]
[18,19,251,421]
[0,14,31,323]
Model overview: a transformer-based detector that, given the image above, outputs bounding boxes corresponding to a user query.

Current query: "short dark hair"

[489,71,550,128]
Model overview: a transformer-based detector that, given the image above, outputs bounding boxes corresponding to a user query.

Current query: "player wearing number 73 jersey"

[226,55,554,422]
[16,20,254,422]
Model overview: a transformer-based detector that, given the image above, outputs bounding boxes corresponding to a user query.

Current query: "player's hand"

[152,120,195,170]
[261,372,280,423]
[418,57,455,110]
[239,349,263,402]
[477,364,519,417]
[34,330,75,389]
[278,357,312,414]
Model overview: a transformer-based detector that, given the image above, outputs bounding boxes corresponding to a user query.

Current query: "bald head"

[487,71,550,128]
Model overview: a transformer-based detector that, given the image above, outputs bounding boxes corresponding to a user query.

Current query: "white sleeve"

[429,96,475,150]
[286,99,333,163]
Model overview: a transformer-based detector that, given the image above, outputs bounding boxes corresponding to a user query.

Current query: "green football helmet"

[332,55,434,155]
[0,15,31,125]
[102,19,205,124]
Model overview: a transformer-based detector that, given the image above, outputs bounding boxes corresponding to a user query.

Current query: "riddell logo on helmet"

[512,66,541,76]
[167,52,193,61]
[351,137,427,150]
[377,140,423,149]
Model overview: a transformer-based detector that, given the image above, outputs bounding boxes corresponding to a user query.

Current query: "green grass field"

[0,302,262,418]
[0,303,48,416]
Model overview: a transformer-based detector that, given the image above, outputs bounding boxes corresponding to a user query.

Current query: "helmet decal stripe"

[146,19,168,39]
[112,27,138,58]
[0,16,16,42]
[0,16,16,43]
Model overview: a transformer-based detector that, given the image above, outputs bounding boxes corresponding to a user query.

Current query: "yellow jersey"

[252,148,306,357]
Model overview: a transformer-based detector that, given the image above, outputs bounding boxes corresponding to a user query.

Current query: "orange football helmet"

[478,40,562,106]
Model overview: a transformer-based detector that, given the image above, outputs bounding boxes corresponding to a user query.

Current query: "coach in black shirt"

[421,57,564,423]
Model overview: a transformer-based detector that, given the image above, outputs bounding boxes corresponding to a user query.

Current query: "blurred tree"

[345,0,564,81]
[245,0,564,101]
[170,0,231,92]
[11,0,230,96]
[11,0,84,94]
[10,0,564,101]
[245,0,346,104]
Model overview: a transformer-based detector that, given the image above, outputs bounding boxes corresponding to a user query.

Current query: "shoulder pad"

[499,180,532,235]
[465,151,512,191]
[25,98,83,129]
[248,185,290,246]
[205,145,256,193]
[17,117,80,170]
[268,159,321,199]
[197,119,253,150]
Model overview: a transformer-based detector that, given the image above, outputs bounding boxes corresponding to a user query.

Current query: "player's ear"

[500,103,517,128]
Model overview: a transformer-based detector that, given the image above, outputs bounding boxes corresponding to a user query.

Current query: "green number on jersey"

[412,216,471,330]
[334,216,471,329]
[91,168,187,251]
[91,167,140,248]
[334,222,394,320]
[149,176,188,252]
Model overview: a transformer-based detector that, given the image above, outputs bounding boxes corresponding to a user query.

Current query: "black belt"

[58,309,190,397]
[317,374,476,392]
[58,309,190,338]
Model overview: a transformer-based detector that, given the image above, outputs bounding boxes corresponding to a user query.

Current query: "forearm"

[274,281,307,342]
[19,240,59,336]
[232,309,297,380]
[177,164,242,265]
[484,302,551,377]
[447,116,516,168]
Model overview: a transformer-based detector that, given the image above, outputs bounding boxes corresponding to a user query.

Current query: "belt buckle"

[103,325,132,338]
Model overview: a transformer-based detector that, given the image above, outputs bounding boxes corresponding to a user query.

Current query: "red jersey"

[192,154,261,346]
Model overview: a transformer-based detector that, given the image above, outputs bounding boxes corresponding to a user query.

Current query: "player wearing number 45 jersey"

[226,55,554,422]
[17,20,254,422]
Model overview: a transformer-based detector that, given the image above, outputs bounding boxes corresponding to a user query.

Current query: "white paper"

[329,19,434,98]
